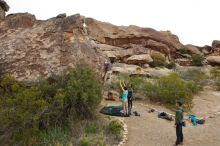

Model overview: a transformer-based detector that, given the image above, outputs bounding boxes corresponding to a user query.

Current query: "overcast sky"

[6,0,220,46]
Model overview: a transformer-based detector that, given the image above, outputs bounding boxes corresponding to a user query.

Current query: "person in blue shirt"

[120,80,128,116]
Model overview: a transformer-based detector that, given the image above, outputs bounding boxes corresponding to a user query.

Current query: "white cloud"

[6,0,220,46]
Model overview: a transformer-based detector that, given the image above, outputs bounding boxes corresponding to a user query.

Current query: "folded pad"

[100,105,123,117]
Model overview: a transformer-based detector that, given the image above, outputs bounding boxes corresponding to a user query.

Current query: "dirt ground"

[124,90,220,146]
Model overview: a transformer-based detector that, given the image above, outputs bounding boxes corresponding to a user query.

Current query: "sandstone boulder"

[126,54,153,65]
[202,45,212,55]
[148,68,173,78]
[207,56,220,65]
[175,58,191,66]
[0,14,105,81]
[56,13,66,18]
[85,18,184,58]
[112,63,149,76]
[185,45,203,55]
[0,13,36,33]
[212,40,220,53]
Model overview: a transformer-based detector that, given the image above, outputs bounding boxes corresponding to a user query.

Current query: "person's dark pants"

[176,123,183,145]
[128,99,132,114]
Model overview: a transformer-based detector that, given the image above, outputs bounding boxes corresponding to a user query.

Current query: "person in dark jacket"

[174,100,184,146]
[127,84,133,115]
[104,60,113,82]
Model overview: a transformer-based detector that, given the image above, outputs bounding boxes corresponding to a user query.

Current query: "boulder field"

[0,13,219,80]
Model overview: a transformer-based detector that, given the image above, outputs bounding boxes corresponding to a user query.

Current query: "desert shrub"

[210,67,220,78]
[166,62,176,69]
[80,137,91,146]
[85,124,98,134]
[108,120,123,140]
[66,63,102,119]
[150,53,167,67]
[178,68,208,87]
[0,63,103,145]
[36,127,70,145]
[186,81,201,94]
[192,55,205,66]
[144,73,199,109]
[210,68,220,90]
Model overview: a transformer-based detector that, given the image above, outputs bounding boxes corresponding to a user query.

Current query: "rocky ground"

[124,90,220,146]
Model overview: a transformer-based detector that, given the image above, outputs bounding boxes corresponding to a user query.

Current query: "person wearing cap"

[174,100,184,146]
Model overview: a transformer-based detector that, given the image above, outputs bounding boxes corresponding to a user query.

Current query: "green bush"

[67,63,102,119]
[80,137,91,146]
[36,127,70,145]
[210,68,220,90]
[108,120,123,139]
[192,55,205,66]
[166,62,176,69]
[150,53,167,67]
[85,124,98,134]
[0,63,103,145]
[186,81,201,94]
[179,68,208,87]
[144,73,200,109]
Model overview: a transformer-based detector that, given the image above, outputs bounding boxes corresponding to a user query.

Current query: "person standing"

[174,100,184,146]
[127,84,133,115]
[120,80,128,116]
[104,60,113,82]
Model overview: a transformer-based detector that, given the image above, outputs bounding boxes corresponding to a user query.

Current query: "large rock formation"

[212,40,220,53]
[85,18,184,59]
[185,44,203,55]
[126,54,153,65]
[207,56,220,65]
[0,12,219,81]
[0,0,9,20]
[0,13,104,81]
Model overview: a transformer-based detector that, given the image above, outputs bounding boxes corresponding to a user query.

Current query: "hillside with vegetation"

[1,1,220,145]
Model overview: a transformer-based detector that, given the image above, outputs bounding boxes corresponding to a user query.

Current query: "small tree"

[150,53,167,67]
[192,55,204,66]
[66,63,102,119]
[144,73,199,109]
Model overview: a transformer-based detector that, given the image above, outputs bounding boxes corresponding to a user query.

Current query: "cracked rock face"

[85,18,184,59]
[0,13,104,81]
[1,12,218,81]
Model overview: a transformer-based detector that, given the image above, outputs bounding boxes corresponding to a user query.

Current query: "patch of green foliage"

[144,73,200,110]
[150,53,167,67]
[80,137,91,146]
[178,68,208,87]
[36,127,70,145]
[85,124,98,134]
[210,67,220,90]
[192,55,205,66]
[166,62,176,69]
[0,63,103,145]
[108,120,123,140]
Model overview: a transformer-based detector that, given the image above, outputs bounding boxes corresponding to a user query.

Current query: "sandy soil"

[124,90,220,146]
